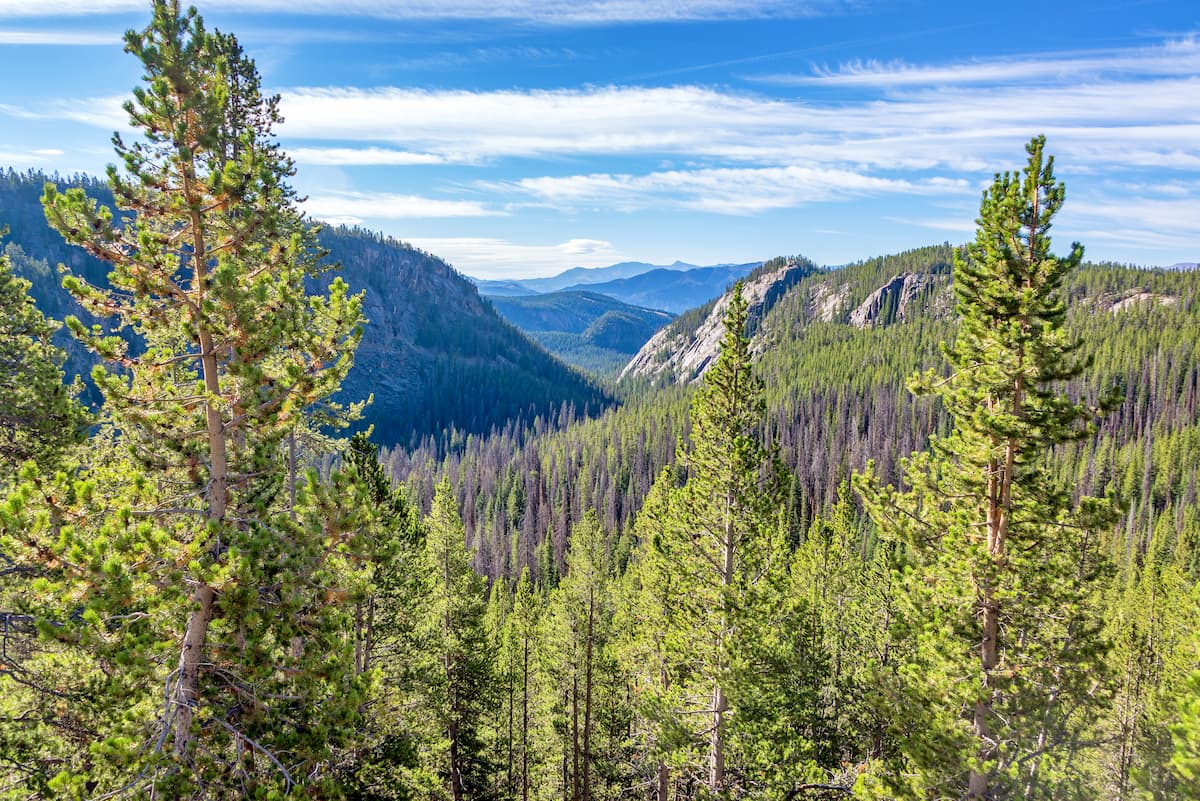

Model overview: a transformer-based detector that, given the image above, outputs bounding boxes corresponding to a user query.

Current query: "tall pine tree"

[858,136,1116,801]
[27,0,365,795]
[420,480,494,801]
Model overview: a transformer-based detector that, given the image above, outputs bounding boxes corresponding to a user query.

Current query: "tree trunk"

[572,672,580,801]
[582,591,595,801]
[709,486,735,793]
[522,631,530,801]
[174,167,227,760]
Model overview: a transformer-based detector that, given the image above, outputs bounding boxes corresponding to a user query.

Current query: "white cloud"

[0,0,844,23]
[271,77,1200,174]
[24,59,1200,177]
[510,166,969,214]
[289,147,446,166]
[760,36,1200,87]
[0,29,120,44]
[0,147,67,164]
[303,190,502,219]
[404,237,622,279]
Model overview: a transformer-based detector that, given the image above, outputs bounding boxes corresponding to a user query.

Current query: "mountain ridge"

[0,168,609,447]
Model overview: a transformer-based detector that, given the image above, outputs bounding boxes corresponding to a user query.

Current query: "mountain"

[560,262,762,313]
[394,243,1200,585]
[314,229,610,445]
[514,260,698,293]
[620,256,817,383]
[0,168,609,447]
[470,278,536,296]
[487,290,672,377]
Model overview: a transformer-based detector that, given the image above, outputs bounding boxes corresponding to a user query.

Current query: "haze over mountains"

[475,259,762,312]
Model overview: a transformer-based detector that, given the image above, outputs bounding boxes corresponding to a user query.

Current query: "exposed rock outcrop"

[619,259,812,384]
[810,281,850,322]
[848,273,938,329]
[1107,291,1178,314]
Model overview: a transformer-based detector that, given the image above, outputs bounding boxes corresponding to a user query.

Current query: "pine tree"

[617,285,789,797]
[339,432,425,800]
[508,568,542,801]
[1173,672,1200,800]
[857,136,1117,800]
[26,0,365,795]
[421,480,494,801]
[0,236,88,482]
[616,469,687,801]
[676,283,789,795]
[542,510,617,801]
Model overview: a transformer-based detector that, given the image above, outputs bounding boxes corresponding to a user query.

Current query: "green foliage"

[7,1,369,796]
[419,481,495,800]
[0,235,89,481]
[857,137,1118,800]
[1173,672,1200,799]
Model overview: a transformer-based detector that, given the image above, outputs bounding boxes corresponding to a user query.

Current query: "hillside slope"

[0,169,608,446]
[393,244,1199,583]
[487,290,671,376]
[619,255,818,383]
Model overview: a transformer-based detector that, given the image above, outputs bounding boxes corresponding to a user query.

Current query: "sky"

[0,1,1197,279]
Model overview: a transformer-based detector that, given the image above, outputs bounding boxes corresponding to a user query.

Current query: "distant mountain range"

[472,260,763,368]
[556,263,761,314]
[473,260,762,313]
[487,291,672,377]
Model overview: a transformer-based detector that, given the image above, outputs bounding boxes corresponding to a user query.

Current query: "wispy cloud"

[0,29,120,44]
[303,190,503,220]
[0,148,66,164]
[9,33,1199,244]
[509,167,968,214]
[758,36,1200,87]
[273,77,1200,173]
[289,147,446,166]
[0,0,847,23]
[404,237,622,279]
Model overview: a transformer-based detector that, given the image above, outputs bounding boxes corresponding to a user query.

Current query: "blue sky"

[0,0,1197,278]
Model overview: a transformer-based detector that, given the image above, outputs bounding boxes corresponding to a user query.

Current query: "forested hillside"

[487,290,672,376]
[0,169,608,445]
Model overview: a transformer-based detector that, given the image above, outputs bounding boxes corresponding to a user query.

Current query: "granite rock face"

[848,273,939,329]
[619,260,813,384]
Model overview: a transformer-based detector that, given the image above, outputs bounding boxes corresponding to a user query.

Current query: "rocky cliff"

[619,259,814,383]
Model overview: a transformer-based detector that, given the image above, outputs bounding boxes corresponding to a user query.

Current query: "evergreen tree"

[1173,671,1200,800]
[617,285,789,797]
[857,136,1117,800]
[421,480,494,801]
[541,510,621,801]
[507,569,542,801]
[674,283,788,796]
[616,469,688,801]
[340,432,426,801]
[0,235,88,482]
[20,0,366,795]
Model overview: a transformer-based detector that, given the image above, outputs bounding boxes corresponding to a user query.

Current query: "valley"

[1,3,1198,800]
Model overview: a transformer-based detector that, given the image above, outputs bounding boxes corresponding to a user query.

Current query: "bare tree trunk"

[582,591,595,801]
[709,488,735,793]
[174,168,227,760]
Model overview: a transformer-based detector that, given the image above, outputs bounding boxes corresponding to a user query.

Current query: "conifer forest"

[2,3,1199,800]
